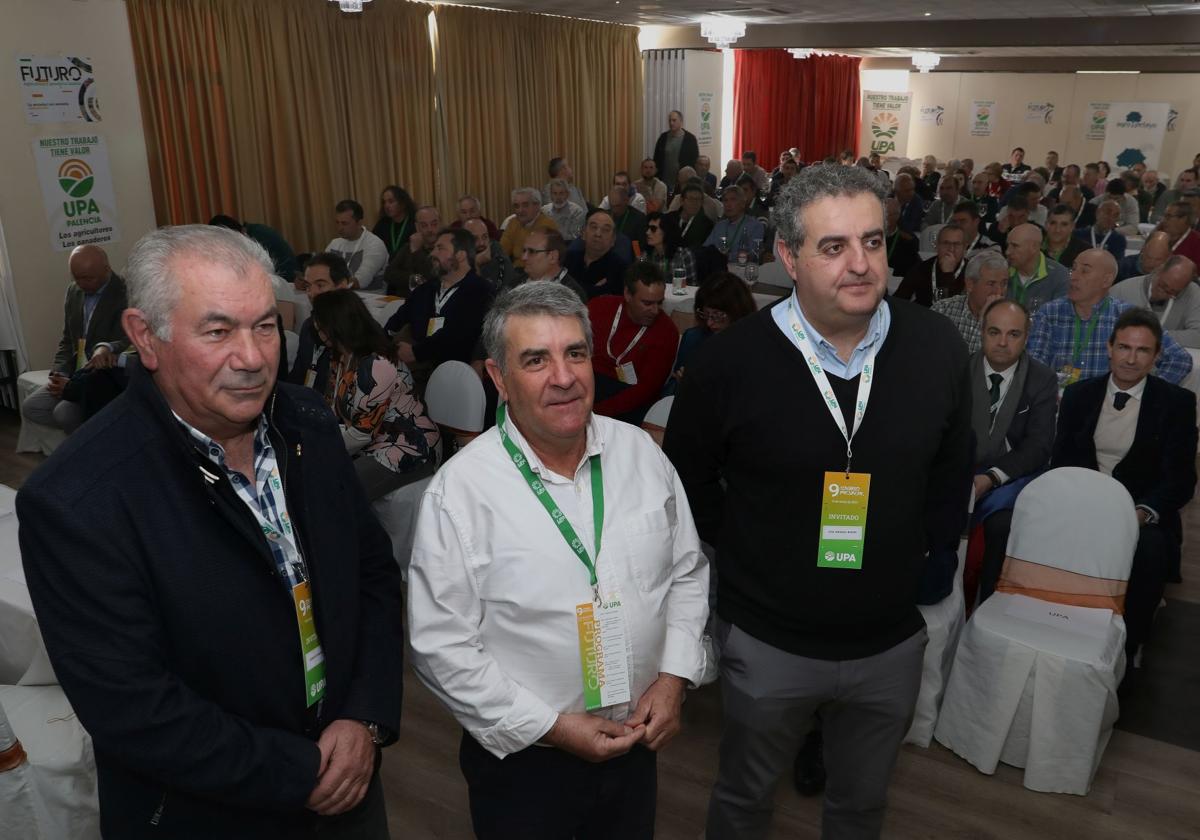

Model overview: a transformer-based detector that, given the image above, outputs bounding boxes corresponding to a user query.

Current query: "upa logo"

[59,158,101,220]
[975,106,990,124]
[700,100,711,124]
[869,112,899,154]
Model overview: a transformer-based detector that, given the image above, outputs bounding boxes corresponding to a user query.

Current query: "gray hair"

[512,186,542,205]
[125,224,274,340]
[546,179,569,195]
[771,164,886,252]
[965,249,1008,282]
[482,281,593,373]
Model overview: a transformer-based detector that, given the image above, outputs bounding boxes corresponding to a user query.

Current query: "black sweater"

[664,298,973,659]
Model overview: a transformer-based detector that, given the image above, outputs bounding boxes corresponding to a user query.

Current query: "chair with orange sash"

[934,467,1137,795]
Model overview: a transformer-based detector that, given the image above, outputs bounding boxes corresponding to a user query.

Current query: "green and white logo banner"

[860,91,912,157]
[1101,103,1170,170]
[33,135,120,251]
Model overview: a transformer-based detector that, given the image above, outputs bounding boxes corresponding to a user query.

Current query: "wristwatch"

[359,720,384,746]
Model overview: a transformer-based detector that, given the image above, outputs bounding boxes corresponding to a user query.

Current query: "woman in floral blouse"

[310,289,440,499]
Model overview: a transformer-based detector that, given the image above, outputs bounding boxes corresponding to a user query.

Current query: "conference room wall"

[682,50,724,166]
[0,0,157,371]
[904,72,1198,179]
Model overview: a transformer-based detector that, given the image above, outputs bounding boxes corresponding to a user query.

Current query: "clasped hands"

[543,673,687,763]
[306,719,376,816]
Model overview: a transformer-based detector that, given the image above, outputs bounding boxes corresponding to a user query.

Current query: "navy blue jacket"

[17,363,403,838]
[384,270,491,364]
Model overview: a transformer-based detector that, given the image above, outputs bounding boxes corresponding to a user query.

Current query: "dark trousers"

[1124,524,1173,656]
[306,752,390,839]
[458,731,656,840]
[978,509,1014,604]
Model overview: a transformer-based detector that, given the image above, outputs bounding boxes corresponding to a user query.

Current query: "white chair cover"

[934,468,1139,795]
[920,224,945,252]
[283,330,300,373]
[641,396,674,431]
[15,371,66,456]
[905,537,967,747]
[755,260,791,290]
[0,685,100,839]
[371,476,433,583]
[425,361,486,433]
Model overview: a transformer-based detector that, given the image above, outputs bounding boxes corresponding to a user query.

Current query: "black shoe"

[792,729,825,797]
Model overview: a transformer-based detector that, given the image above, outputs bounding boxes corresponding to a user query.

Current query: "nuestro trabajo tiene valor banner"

[860,91,912,158]
[32,134,121,251]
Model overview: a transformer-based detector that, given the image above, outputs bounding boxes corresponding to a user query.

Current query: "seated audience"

[922,175,964,229]
[635,157,669,212]
[668,183,717,249]
[499,187,559,269]
[23,245,128,433]
[885,197,921,278]
[1001,147,1031,180]
[696,154,718,193]
[542,157,587,210]
[1096,160,1112,193]
[932,250,1010,352]
[385,228,492,381]
[1044,151,1064,187]
[951,201,994,252]
[1111,255,1200,347]
[310,289,440,499]
[986,193,1031,250]
[384,205,441,295]
[607,184,648,248]
[739,150,770,194]
[464,218,514,293]
[1117,230,1171,283]
[1149,168,1197,223]
[1058,184,1096,229]
[983,162,1008,198]
[326,198,389,290]
[1006,222,1069,314]
[666,272,756,395]
[667,176,722,223]
[1027,248,1191,385]
[1052,308,1198,660]
[288,251,353,389]
[719,158,744,190]
[703,184,766,261]
[970,171,1001,224]
[1161,200,1200,264]
[917,154,941,201]
[372,185,417,259]
[449,193,501,241]
[896,223,967,306]
[643,212,697,286]
[565,209,630,298]
[598,170,647,213]
[997,181,1047,228]
[737,173,772,220]
[1083,200,1127,262]
[208,214,298,283]
[542,178,587,240]
[1042,204,1089,271]
[892,173,924,235]
[587,261,677,424]
[768,157,800,204]
[971,298,1058,603]
[519,229,588,303]
[1089,180,1140,236]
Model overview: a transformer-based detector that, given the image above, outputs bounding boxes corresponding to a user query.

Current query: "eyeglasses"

[522,247,552,255]
[696,308,730,325]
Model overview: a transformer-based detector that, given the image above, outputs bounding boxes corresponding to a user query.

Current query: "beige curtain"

[432,6,643,223]
[129,0,437,253]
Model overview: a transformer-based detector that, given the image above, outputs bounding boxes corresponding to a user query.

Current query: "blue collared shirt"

[773,290,891,379]
[82,279,109,333]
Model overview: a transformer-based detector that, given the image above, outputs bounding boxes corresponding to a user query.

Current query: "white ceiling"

[848,43,1200,57]
[446,0,1200,26]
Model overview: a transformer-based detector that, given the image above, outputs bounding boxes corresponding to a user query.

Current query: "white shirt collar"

[501,405,604,484]
[982,357,1017,387]
[1107,374,1148,401]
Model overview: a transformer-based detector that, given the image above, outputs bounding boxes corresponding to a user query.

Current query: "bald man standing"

[22,245,129,432]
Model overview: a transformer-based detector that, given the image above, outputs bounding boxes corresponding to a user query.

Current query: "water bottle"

[672,266,687,295]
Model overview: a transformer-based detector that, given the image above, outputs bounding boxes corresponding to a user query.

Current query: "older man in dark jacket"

[18,225,403,839]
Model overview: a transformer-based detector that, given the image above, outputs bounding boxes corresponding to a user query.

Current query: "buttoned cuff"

[659,626,707,689]
[469,685,559,759]
[990,468,1010,486]
[1135,504,1159,525]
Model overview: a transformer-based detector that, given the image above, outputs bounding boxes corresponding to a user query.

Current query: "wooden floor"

[5,410,1200,839]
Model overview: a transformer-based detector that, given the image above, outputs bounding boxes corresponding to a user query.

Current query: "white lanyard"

[1160,297,1175,324]
[1074,205,1085,226]
[434,282,460,315]
[606,304,647,366]
[1171,234,1187,253]
[1091,228,1112,249]
[681,213,696,238]
[931,258,964,299]
[787,298,878,473]
[940,204,951,224]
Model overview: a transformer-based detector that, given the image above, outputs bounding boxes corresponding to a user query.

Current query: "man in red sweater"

[1161,199,1200,265]
[587,262,677,424]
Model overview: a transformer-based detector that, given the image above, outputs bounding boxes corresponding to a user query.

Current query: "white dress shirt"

[408,411,709,758]
[1094,375,1145,478]
[982,358,1018,483]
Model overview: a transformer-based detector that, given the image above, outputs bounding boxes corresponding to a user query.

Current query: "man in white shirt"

[598,171,647,214]
[543,157,587,211]
[1111,255,1200,348]
[408,281,709,839]
[542,179,587,241]
[326,199,388,290]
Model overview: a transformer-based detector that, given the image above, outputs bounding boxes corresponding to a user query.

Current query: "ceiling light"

[911,51,941,72]
[788,48,813,60]
[700,15,746,49]
[923,11,932,15]
[329,0,370,11]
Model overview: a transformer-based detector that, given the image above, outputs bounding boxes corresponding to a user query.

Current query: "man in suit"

[971,299,1059,602]
[22,244,129,432]
[1052,308,1198,660]
[18,225,404,837]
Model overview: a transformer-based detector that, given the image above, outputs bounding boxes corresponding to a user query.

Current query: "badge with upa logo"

[817,471,871,570]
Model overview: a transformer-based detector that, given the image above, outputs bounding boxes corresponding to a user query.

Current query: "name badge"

[292,580,327,707]
[76,338,87,369]
[575,595,631,711]
[1060,365,1082,387]
[616,361,638,385]
[426,316,445,337]
[817,471,870,570]
[303,369,317,388]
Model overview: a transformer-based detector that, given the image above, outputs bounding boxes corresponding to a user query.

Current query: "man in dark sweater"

[665,165,973,840]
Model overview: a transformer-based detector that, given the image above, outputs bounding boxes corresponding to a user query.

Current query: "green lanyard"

[1071,299,1109,366]
[390,218,409,253]
[617,212,629,233]
[496,403,604,598]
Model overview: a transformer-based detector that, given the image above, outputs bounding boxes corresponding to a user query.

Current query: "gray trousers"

[21,384,84,432]
[706,618,927,840]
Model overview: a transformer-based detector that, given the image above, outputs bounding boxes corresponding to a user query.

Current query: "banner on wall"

[860,91,912,157]
[697,91,714,147]
[32,135,121,251]
[919,104,945,126]
[1101,103,1170,170]
[17,55,102,123]
[1025,101,1054,125]
[1084,102,1109,141]
[969,100,996,137]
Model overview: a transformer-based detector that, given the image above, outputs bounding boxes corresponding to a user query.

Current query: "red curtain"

[733,50,861,167]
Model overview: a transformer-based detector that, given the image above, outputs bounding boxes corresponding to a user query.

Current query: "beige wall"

[682,50,724,166]
[0,0,156,370]
[903,72,1198,180]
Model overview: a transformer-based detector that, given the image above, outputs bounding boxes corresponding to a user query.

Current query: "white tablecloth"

[661,283,784,316]
[356,291,404,328]
[0,485,56,686]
